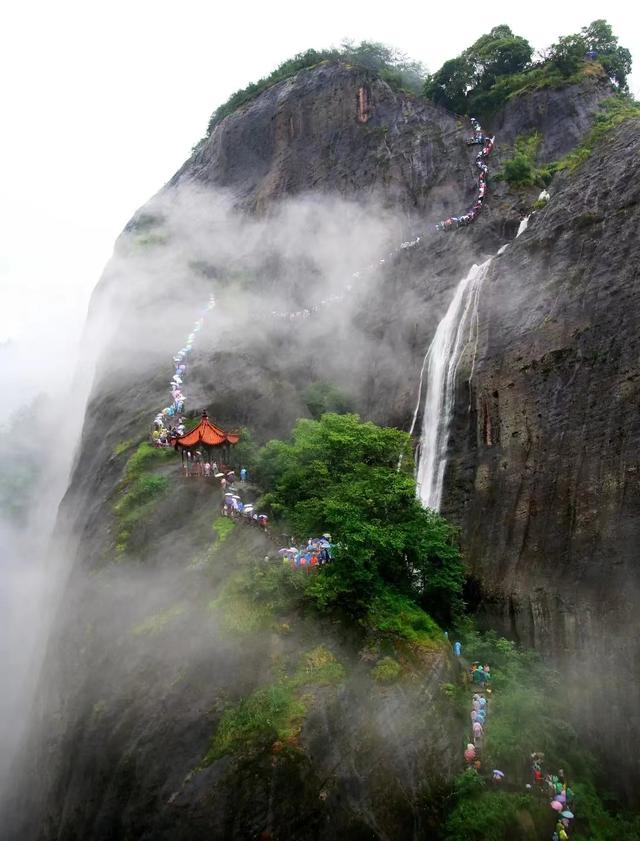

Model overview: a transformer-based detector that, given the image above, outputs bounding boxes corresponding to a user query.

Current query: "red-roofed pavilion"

[173,409,239,463]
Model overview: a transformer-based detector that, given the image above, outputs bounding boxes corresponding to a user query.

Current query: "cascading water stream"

[516,215,530,237]
[412,214,533,511]
[413,260,492,510]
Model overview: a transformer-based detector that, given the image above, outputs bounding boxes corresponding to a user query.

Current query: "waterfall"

[413,259,492,510]
[412,216,533,510]
[516,215,530,237]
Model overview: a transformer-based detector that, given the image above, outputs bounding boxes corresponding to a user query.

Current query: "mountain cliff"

[3,56,639,839]
[444,117,640,801]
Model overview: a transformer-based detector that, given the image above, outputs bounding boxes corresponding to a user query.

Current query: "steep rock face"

[443,119,640,801]
[491,73,614,163]
[173,62,467,214]
[3,61,629,837]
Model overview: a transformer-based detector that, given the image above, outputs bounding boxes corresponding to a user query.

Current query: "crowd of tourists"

[150,294,216,443]
[470,660,491,688]
[276,537,334,572]
[180,453,246,482]
[463,690,493,773]
[458,653,579,838]
[152,418,185,445]
[218,472,272,533]
[436,117,494,232]
[528,753,577,840]
[463,661,493,761]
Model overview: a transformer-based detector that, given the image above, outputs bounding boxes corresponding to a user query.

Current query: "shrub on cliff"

[255,413,464,624]
[206,41,427,135]
[555,94,640,172]
[496,132,557,188]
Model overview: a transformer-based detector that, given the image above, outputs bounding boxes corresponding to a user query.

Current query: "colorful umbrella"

[561,811,574,819]
[551,801,563,811]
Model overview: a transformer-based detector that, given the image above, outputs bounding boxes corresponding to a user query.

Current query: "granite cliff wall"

[442,118,640,801]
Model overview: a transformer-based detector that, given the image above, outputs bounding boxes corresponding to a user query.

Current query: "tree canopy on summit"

[424,20,633,116]
[424,25,533,113]
[545,19,632,88]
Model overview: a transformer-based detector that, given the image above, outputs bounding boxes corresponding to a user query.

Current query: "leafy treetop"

[424,19,632,117]
[424,25,533,114]
[256,413,464,625]
[545,19,632,88]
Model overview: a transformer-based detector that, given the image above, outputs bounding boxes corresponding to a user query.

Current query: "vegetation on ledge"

[203,646,345,763]
[424,20,631,118]
[113,441,176,556]
[497,94,640,189]
[205,41,427,136]
[495,132,556,188]
[555,94,640,172]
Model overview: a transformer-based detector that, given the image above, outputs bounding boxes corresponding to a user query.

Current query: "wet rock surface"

[491,74,614,163]
[443,119,640,802]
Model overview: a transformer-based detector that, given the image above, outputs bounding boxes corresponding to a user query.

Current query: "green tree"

[582,19,632,89]
[444,790,527,841]
[547,33,586,76]
[424,56,472,113]
[256,414,464,620]
[423,26,532,113]
[582,19,618,54]
[548,20,632,89]
[469,26,533,89]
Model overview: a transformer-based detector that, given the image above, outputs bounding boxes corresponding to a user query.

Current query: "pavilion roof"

[173,410,240,449]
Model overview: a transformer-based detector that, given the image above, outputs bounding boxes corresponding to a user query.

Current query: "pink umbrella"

[550,801,563,811]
